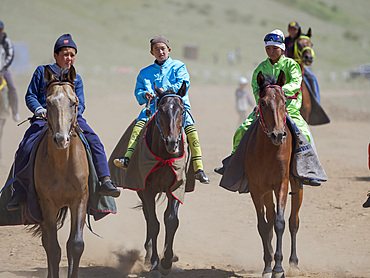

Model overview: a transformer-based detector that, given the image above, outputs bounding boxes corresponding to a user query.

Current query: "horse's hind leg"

[160,197,180,275]
[138,191,160,272]
[251,191,274,277]
[67,202,87,278]
[40,207,61,278]
[288,177,303,270]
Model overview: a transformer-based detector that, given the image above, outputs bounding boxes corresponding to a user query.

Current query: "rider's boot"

[98,176,121,198]
[114,120,146,169]
[363,192,370,208]
[185,125,210,184]
[7,194,27,211]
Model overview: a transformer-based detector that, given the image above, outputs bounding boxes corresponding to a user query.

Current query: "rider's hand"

[35,107,47,118]
[145,92,154,101]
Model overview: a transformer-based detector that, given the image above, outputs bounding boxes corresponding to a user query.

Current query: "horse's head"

[257,70,287,146]
[294,28,315,66]
[44,66,79,149]
[154,81,186,154]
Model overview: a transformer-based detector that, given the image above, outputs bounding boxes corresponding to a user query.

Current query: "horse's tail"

[27,206,69,237]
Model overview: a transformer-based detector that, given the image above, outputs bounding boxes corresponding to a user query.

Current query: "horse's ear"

[177,81,187,97]
[154,82,164,99]
[44,66,55,84]
[276,70,286,87]
[257,71,265,87]
[307,28,312,38]
[67,65,76,83]
[297,28,301,38]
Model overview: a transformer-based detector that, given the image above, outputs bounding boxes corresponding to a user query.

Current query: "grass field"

[2,0,370,93]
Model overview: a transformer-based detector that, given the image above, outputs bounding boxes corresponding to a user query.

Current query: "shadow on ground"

[1,266,257,278]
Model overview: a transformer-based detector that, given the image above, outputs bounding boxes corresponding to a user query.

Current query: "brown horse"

[136,82,187,277]
[34,65,89,278]
[246,71,303,278]
[294,28,315,123]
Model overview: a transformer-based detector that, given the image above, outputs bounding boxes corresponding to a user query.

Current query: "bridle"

[256,85,297,135]
[155,94,185,144]
[46,81,79,138]
[293,35,316,65]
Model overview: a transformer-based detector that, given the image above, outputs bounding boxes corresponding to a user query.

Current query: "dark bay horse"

[294,28,315,123]
[34,65,89,278]
[246,71,303,278]
[137,82,187,277]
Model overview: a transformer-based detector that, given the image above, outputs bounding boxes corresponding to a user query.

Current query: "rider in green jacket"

[215,29,319,186]
[234,29,311,153]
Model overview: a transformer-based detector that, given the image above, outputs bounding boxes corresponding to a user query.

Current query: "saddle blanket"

[219,115,327,193]
[0,127,117,226]
[108,118,195,204]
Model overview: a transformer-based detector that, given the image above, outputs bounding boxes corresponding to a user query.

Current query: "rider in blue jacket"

[7,34,120,211]
[114,35,209,184]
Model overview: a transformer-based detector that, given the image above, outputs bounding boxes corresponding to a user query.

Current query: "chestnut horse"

[294,28,316,123]
[246,71,303,278]
[137,82,187,277]
[34,65,89,278]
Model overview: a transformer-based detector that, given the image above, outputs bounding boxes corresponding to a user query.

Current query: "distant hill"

[2,0,370,92]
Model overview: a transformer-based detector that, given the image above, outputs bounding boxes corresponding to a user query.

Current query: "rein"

[155,94,185,142]
[293,35,316,65]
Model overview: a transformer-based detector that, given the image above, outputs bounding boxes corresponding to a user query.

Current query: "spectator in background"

[0,20,20,121]
[284,21,301,59]
[235,76,253,125]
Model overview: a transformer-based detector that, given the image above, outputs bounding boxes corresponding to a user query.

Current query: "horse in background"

[293,28,316,124]
[33,65,89,278]
[246,71,303,278]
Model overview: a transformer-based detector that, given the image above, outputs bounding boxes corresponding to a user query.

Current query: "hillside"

[2,0,370,93]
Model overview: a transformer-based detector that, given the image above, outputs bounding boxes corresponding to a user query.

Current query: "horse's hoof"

[262,272,272,278]
[149,270,162,278]
[272,271,285,278]
[159,261,171,275]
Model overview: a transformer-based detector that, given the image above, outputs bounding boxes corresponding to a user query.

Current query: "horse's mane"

[155,88,177,106]
[259,74,277,92]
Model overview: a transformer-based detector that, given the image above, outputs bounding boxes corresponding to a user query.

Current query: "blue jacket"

[25,64,85,116]
[135,57,191,111]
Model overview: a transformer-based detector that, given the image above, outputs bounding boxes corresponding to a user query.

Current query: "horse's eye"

[260,100,266,107]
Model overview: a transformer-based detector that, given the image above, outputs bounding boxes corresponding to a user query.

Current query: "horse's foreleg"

[251,191,274,276]
[138,191,160,272]
[160,197,180,274]
[288,177,303,269]
[272,184,288,277]
[67,202,87,278]
[40,207,61,278]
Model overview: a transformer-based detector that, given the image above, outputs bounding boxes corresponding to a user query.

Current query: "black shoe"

[98,180,121,198]
[363,195,370,208]
[7,195,27,211]
[194,170,210,184]
[302,179,321,186]
[113,157,130,169]
[214,166,225,175]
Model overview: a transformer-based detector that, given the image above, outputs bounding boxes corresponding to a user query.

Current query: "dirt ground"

[0,84,369,278]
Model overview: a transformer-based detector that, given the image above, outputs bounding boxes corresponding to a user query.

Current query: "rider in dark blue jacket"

[7,34,120,211]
